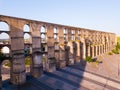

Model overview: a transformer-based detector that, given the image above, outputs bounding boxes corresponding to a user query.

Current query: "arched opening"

[41,26,47,43]
[0,46,11,87]
[64,29,68,42]
[40,26,47,52]
[0,22,9,31]
[0,33,10,44]
[71,30,75,41]
[54,27,59,42]
[23,24,32,76]
[54,27,58,34]
[23,24,30,32]
[1,60,11,81]
[24,33,31,44]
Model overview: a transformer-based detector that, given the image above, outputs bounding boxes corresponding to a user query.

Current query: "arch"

[63,28,67,34]
[71,30,75,34]
[54,27,58,33]
[23,24,30,32]
[25,55,32,76]
[41,26,46,33]
[1,59,11,81]
[54,33,59,42]
[1,46,10,54]
[0,22,9,31]
[24,33,32,44]
[0,33,10,45]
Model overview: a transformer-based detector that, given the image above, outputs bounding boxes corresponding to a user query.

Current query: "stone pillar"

[80,42,84,60]
[67,41,74,65]
[96,45,98,56]
[11,54,26,85]
[75,30,80,62]
[83,42,86,59]
[58,27,66,68]
[32,52,43,77]
[76,41,80,62]
[54,43,59,66]
[80,37,86,60]
[86,44,90,57]
[47,25,56,71]
[67,29,74,65]
[102,44,105,54]
[10,21,26,85]
[31,23,43,77]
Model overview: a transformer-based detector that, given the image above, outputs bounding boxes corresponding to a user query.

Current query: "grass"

[85,56,102,64]
[108,52,113,55]
[85,56,93,63]
[25,56,31,65]
[5,62,10,67]
[117,37,120,43]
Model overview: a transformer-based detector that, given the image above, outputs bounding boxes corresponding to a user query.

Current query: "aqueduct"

[0,15,116,87]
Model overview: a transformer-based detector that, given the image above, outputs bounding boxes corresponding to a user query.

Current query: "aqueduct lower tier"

[0,15,116,86]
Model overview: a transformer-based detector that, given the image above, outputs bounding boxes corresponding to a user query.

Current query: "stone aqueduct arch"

[0,15,116,86]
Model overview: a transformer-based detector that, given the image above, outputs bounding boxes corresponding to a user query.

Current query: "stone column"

[31,23,43,77]
[67,29,74,65]
[32,52,43,77]
[80,42,84,60]
[58,27,66,68]
[10,20,26,85]
[76,41,80,62]
[86,44,90,57]
[75,30,80,62]
[11,54,26,85]
[47,25,56,71]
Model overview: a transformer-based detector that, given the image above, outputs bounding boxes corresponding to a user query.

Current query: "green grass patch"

[108,52,113,55]
[112,49,119,54]
[117,37,120,43]
[85,56,93,63]
[5,62,10,67]
[25,56,31,65]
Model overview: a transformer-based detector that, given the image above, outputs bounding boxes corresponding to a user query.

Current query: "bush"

[85,56,93,63]
[108,52,113,55]
[116,43,120,50]
[112,49,119,54]
[5,62,10,67]
[25,56,31,65]
[95,60,102,64]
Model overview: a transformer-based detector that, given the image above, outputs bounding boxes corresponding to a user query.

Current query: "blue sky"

[0,0,120,35]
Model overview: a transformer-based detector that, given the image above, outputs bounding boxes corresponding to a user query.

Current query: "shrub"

[95,60,102,64]
[5,62,10,67]
[112,49,119,54]
[42,56,46,62]
[116,43,120,50]
[85,56,93,63]
[108,52,113,55]
[25,56,31,65]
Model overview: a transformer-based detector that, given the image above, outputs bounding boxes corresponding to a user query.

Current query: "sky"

[0,0,120,35]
